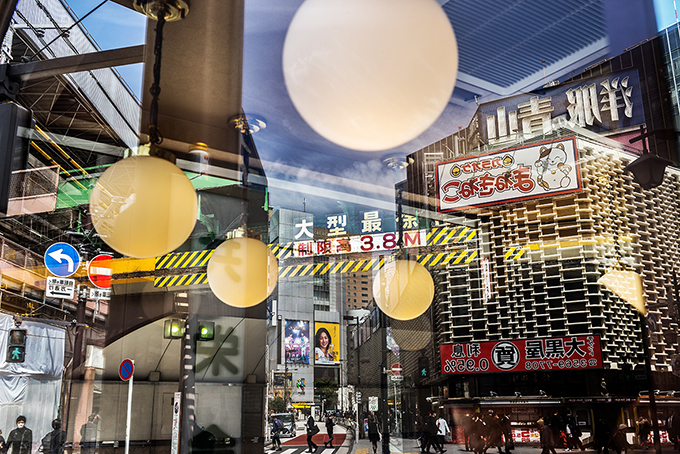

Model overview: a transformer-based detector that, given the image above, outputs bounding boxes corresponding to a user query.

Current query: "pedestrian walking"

[593,418,610,454]
[424,411,441,453]
[500,413,513,454]
[324,413,335,448]
[436,413,449,453]
[610,424,630,454]
[306,413,319,453]
[669,410,680,450]
[462,414,473,451]
[539,418,557,454]
[637,416,650,450]
[485,412,503,454]
[416,411,426,452]
[271,416,283,451]
[368,413,381,454]
[41,419,66,454]
[6,416,32,454]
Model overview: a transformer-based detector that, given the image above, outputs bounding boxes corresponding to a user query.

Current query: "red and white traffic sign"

[88,254,113,289]
[119,358,134,381]
[391,363,403,375]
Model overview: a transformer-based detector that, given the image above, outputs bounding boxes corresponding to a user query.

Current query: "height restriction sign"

[88,254,113,289]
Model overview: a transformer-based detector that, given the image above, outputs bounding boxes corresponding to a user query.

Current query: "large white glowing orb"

[89,156,198,258]
[373,259,435,320]
[207,237,279,308]
[282,0,458,151]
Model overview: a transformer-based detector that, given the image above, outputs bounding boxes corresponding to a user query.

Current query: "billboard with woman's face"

[314,322,340,364]
[285,320,310,364]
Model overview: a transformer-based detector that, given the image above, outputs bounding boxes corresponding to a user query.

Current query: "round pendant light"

[283,0,458,151]
[207,237,279,308]
[89,156,198,258]
[373,259,434,321]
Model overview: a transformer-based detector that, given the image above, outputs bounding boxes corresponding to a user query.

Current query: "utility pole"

[380,309,390,454]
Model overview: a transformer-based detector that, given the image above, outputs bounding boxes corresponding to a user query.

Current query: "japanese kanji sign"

[436,137,581,212]
[479,70,643,143]
[440,335,602,374]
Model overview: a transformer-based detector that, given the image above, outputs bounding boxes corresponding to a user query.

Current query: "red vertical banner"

[440,335,602,374]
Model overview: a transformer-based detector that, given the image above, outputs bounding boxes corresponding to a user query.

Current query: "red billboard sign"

[440,336,602,374]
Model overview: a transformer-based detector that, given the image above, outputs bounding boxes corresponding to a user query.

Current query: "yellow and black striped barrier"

[153,249,478,287]
[503,236,634,261]
[154,273,209,288]
[150,225,479,288]
[426,225,476,245]
[156,249,213,270]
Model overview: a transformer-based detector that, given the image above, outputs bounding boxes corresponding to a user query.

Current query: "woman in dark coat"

[368,413,381,454]
[324,413,335,448]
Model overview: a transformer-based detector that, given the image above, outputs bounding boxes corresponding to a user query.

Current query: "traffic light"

[197,321,215,341]
[163,319,185,339]
[416,356,429,384]
[7,329,26,363]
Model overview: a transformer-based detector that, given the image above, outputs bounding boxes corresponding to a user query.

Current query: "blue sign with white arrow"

[44,242,81,278]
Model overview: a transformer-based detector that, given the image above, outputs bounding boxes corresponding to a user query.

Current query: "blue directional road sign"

[44,242,81,278]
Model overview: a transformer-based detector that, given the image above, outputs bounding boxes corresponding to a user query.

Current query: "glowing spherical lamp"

[282,0,458,151]
[373,259,434,321]
[207,237,279,308]
[89,156,198,258]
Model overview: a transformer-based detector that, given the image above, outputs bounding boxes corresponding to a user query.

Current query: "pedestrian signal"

[7,329,26,363]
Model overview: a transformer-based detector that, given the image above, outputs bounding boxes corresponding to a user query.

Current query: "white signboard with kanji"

[89,288,111,300]
[368,396,378,412]
[46,276,75,299]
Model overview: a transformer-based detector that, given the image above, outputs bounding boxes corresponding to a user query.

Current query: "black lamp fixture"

[626,125,675,189]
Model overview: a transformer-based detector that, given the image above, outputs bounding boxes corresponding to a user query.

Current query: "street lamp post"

[639,311,662,454]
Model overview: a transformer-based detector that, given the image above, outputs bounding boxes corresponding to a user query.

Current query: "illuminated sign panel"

[436,137,582,212]
[440,335,602,374]
[292,229,427,257]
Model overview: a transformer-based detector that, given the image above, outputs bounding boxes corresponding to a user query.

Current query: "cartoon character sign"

[534,143,572,190]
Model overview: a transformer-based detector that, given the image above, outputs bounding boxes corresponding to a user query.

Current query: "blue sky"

[65,1,146,99]
[655,0,679,30]
[64,0,679,102]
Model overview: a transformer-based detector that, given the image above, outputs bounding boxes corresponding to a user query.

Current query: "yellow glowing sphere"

[89,156,198,258]
[373,259,435,321]
[207,237,279,308]
[283,0,458,151]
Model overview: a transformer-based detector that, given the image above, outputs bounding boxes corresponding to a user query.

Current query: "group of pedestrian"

[304,411,335,453]
[459,411,512,454]
[414,410,449,454]
[0,416,66,454]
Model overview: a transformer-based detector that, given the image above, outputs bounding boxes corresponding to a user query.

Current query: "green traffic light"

[198,321,215,341]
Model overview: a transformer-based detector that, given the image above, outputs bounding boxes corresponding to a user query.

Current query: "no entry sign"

[119,359,134,381]
[391,363,403,375]
[88,254,113,289]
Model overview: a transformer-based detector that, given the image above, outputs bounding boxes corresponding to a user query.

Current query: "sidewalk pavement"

[348,437,680,454]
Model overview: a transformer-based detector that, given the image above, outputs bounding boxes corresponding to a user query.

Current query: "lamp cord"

[148,7,169,146]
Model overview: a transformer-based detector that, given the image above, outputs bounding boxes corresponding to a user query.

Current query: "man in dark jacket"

[306,413,318,453]
[43,419,66,454]
[6,416,32,454]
